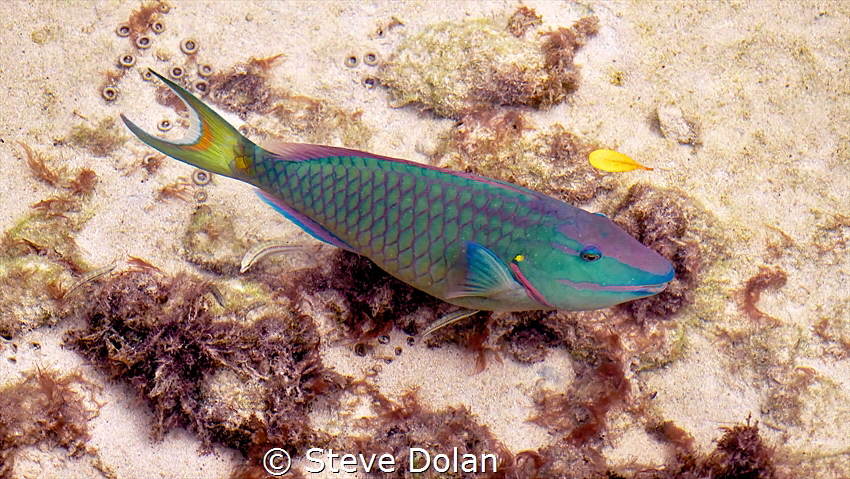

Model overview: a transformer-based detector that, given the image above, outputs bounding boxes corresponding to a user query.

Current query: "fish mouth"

[629,282,669,295]
[557,279,670,295]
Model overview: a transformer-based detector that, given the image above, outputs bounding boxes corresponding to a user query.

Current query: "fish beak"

[632,281,669,295]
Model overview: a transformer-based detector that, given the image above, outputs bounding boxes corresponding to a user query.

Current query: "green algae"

[182,204,250,275]
[632,321,688,372]
[0,143,101,338]
[381,18,543,118]
[329,390,512,479]
[0,255,69,338]
[67,117,127,157]
[0,198,93,338]
[380,15,598,118]
[4,207,91,271]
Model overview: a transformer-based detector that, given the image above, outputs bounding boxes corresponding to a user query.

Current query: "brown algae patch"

[813,298,850,360]
[739,266,788,327]
[19,142,99,195]
[277,249,450,342]
[436,113,617,204]
[531,331,629,445]
[125,0,170,40]
[607,182,722,323]
[506,6,543,38]
[330,389,513,478]
[635,422,777,479]
[0,369,101,476]
[379,14,599,118]
[65,269,344,453]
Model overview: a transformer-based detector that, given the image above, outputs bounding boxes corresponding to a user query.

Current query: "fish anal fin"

[254,190,356,253]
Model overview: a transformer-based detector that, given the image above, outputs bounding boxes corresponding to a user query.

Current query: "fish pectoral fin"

[254,190,356,253]
[422,308,481,337]
[445,242,525,300]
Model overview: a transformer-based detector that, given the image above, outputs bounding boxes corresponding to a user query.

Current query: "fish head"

[510,209,675,311]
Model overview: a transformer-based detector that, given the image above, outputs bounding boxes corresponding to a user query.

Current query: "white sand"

[2,1,850,477]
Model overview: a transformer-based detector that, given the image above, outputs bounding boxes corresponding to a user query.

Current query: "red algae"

[740,267,788,326]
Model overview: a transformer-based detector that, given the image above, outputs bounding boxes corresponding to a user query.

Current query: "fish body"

[122,71,674,314]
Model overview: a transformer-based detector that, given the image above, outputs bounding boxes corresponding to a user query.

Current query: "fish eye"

[580,246,602,262]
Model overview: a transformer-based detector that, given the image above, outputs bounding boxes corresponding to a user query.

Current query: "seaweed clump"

[0,369,99,477]
[653,423,775,479]
[280,249,450,341]
[65,269,343,453]
[437,114,617,204]
[379,15,598,118]
[336,389,513,479]
[19,142,99,195]
[202,55,283,119]
[125,0,169,39]
[700,423,776,479]
[504,418,776,478]
[531,331,630,444]
[608,182,718,322]
[507,6,542,37]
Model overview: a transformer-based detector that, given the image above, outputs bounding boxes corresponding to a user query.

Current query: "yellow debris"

[589,149,653,172]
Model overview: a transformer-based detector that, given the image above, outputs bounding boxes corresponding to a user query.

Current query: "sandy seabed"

[1,1,850,478]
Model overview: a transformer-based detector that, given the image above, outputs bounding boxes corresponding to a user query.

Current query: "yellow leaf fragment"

[589,149,653,172]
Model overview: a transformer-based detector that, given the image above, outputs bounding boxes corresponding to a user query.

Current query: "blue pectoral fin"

[254,190,357,253]
[445,242,525,299]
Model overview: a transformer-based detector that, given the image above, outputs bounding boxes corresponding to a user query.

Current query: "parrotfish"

[122,70,674,334]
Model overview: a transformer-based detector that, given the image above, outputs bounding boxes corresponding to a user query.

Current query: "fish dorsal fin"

[445,242,525,299]
[261,140,405,163]
[254,190,356,253]
[261,140,540,197]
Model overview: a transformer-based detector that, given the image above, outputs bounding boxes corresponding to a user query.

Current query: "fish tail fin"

[120,69,257,179]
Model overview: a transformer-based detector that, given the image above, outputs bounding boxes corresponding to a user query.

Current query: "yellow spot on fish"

[589,149,653,172]
[234,155,249,172]
[514,254,524,262]
[233,144,250,173]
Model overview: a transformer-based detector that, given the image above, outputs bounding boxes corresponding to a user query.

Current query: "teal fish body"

[122,71,674,314]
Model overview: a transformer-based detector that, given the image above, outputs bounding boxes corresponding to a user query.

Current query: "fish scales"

[251,152,542,297]
[121,71,674,320]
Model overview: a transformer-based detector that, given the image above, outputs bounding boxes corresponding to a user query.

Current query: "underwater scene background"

[1,1,849,478]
